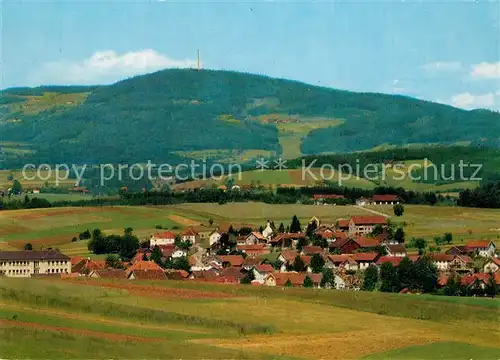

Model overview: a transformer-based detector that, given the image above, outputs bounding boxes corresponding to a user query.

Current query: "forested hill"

[0,69,499,166]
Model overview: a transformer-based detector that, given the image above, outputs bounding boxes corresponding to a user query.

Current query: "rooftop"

[0,250,70,261]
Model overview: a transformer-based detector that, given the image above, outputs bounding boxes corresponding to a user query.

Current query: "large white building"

[0,250,71,277]
[150,231,176,247]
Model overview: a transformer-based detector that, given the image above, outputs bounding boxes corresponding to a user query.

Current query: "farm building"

[372,194,400,205]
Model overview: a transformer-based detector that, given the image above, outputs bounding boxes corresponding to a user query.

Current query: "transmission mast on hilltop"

[197,49,201,71]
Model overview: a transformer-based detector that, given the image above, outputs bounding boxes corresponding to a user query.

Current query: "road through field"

[354,205,391,218]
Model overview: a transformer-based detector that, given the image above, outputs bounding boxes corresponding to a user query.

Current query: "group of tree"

[87,227,140,260]
[362,256,438,294]
[458,181,500,208]
[148,246,191,273]
[442,272,498,298]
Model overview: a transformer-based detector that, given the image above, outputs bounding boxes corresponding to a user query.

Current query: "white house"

[252,264,274,282]
[430,254,455,271]
[181,228,198,244]
[150,231,176,247]
[208,231,221,246]
[334,275,345,290]
[355,198,370,206]
[262,222,274,239]
[348,216,387,235]
[245,232,267,245]
[172,248,188,258]
[384,244,407,257]
[466,240,496,257]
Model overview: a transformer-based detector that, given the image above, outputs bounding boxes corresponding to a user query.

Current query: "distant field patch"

[0,169,75,189]
[172,149,275,164]
[2,92,89,117]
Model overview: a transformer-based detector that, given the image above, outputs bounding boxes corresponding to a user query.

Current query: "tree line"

[457,182,500,208]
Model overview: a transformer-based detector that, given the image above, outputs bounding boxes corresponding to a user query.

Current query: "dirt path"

[168,214,202,227]
[355,205,391,218]
[0,319,162,343]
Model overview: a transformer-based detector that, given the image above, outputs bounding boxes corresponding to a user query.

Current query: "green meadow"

[0,277,498,359]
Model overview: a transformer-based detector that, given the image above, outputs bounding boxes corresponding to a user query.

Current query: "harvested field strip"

[168,214,202,227]
[63,279,238,299]
[0,302,209,336]
[194,328,446,360]
[0,319,160,343]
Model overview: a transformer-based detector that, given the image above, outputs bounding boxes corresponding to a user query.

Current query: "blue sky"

[1,0,499,110]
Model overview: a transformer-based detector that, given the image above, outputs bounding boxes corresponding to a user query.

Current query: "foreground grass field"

[0,278,498,359]
[1,203,499,251]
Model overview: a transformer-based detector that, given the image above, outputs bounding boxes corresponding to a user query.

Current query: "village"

[2,195,498,296]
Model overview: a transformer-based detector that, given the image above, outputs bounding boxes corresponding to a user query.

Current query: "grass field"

[173,149,276,164]
[172,159,481,192]
[367,205,500,243]
[0,206,206,252]
[173,168,377,190]
[0,277,498,359]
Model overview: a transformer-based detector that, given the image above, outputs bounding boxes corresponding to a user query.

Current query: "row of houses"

[313,194,400,206]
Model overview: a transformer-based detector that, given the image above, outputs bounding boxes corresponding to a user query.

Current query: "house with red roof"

[264,272,322,288]
[301,246,324,256]
[313,194,345,204]
[269,233,306,249]
[89,269,127,279]
[216,255,245,267]
[336,219,350,231]
[372,194,399,205]
[150,231,176,247]
[181,228,198,244]
[244,232,267,245]
[445,245,469,256]
[128,269,166,280]
[241,256,262,271]
[189,269,218,282]
[327,254,351,268]
[219,266,245,281]
[165,269,190,280]
[252,264,275,282]
[465,240,496,257]
[384,244,407,257]
[376,256,406,267]
[329,235,381,254]
[277,250,299,265]
[236,244,269,256]
[71,258,106,274]
[349,216,388,235]
[429,253,455,271]
[351,252,381,270]
[125,260,164,276]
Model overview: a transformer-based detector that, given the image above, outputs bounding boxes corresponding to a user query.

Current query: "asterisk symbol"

[273,157,287,170]
[255,157,269,171]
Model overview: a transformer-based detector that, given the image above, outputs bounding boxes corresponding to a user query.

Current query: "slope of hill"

[1,69,499,166]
